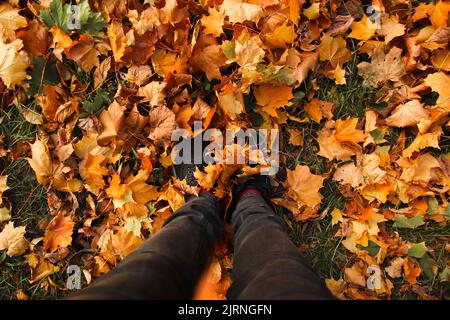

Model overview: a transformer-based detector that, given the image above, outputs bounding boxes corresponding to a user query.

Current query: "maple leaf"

[217,83,245,120]
[0,3,27,41]
[318,34,351,68]
[201,8,225,37]
[79,154,108,195]
[107,20,126,62]
[424,72,450,110]
[385,100,428,128]
[17,20,49,57]
[106,173,135,209]
[253,85,293,117]
[379,14,405,44]
[220,0,264,24]
[333,162,363,188]
[403,131,441,158]
[385,257,404,279]
[348,15,377,41]
[357,47,406,88]
[148,106,177,148]
[64,34,100,72]
[194,164,223,190]
[43,212,74,252]
[124,170,159,205]
[288,128,303,147]
[138,81,166,107]
[26,253,60,283]
[190,35,227,81]
[97,101,126,146]
[0,222,27,257]
[0,38,30,89]
[303,99,334,123]
[235,31,265,69]
[284,165,324,208]
[27,139,53,185]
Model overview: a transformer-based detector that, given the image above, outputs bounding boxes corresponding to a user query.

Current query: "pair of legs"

[69,191,333,299]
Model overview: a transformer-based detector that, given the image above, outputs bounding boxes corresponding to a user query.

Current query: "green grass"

[0,106,65,300]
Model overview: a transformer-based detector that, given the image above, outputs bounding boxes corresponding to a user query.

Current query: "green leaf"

[28,57,60,96]
[393,214,425,229]
[439,266,450,282]
[39,0,105,36]
[444,204,450,221]
[419,256,437,280]
[408,242,428,258]
[356,240,380,257]
[425,197,439,215]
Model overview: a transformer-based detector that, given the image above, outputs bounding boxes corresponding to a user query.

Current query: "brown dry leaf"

[201,8,225,37]
[27,139,52,185]
[64,35,100,72]
[97,101,126,146]
[403,131,441,158]
[379,15,405,44]
[0,222,27,257]
[344,263,366,287]
[217,83,245,120]
[0,3,27,41]
[285,165,324,208]
[357,47,406,88]
[333,162,363,188]
[385,257,404,278]
[138,81,166,107]
[325,278,346,300]
[190,35,227,81]
[148,106,177,148]
[107,20,126,62]
[288,128,303,146]
[318,34,351,68]
[43,212,74,252]
[16,19,49,56]
[26,253,60,283]
[385,100,428,128]
[220,0,264,24]
[194,163,223,190]
[0,38,30,89]
[0,175,9,206]
[424,72,450,110]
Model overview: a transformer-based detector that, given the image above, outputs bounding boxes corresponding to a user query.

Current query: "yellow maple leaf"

[284,165,324,208]
[348,15,378,41]
[194,163,223,190]
[0,38,30,89]
[253,85,293,117]
[424,72,450,110]
[27,139,52,185]
[0,3,27,41]
[201,8,225,37]
[220,0,264,24]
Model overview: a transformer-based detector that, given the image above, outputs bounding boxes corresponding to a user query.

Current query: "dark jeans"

[69,192,333,300]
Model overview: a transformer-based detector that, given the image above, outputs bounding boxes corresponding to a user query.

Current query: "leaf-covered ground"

[0,0,449,300]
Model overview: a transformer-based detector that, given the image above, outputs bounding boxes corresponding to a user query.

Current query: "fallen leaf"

[0,222,27,257]
[43,212,74,252]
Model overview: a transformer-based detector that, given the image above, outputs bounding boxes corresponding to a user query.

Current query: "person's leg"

[69,192,223,299]
[227,191,333,300]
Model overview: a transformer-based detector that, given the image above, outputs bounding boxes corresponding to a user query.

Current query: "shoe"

[225,174,272,222]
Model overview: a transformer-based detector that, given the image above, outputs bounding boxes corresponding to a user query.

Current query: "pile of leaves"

[0,0,449,299]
